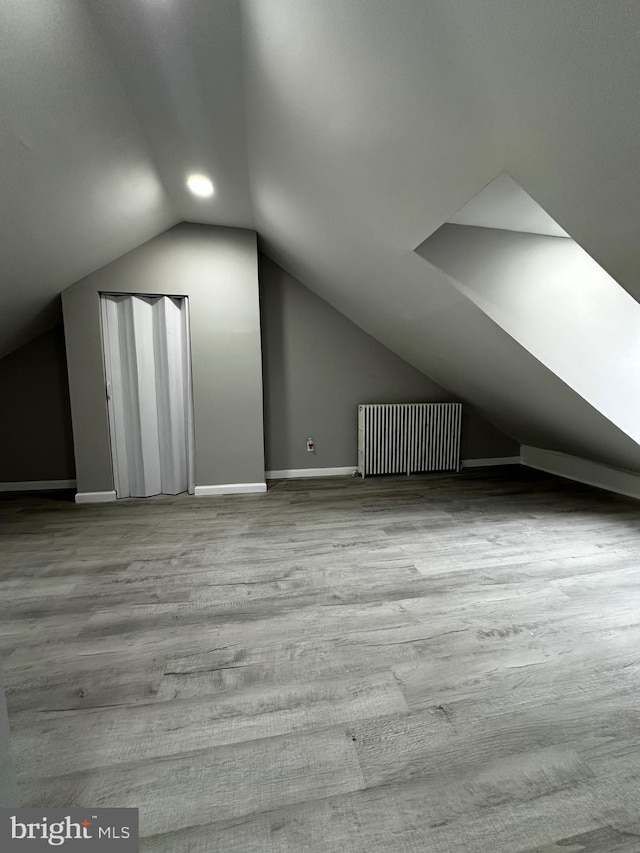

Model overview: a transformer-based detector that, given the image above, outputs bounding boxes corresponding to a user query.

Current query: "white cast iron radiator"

[357,403,462,477]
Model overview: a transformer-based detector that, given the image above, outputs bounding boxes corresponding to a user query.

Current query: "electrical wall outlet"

[306,437,315,452]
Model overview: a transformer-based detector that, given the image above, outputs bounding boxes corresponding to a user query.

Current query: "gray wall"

[0,325,75,483]
[0,673,18,807]
[63,223,265,493]
[259,255,518,470]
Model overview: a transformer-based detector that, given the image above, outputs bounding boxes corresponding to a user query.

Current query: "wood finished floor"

[2,467,640,851]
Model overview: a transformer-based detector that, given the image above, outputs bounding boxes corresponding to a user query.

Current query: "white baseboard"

[194,482,267,497]
[266,461,521,479]
[461,456,521,468]
[75,490,117,504]
[521,445,640,501]
[266,467,357,480]
[0,479,77,492]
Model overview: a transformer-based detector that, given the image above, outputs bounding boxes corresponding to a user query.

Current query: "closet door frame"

[183,297,196,496]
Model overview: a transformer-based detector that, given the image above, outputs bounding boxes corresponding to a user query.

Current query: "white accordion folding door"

[100,293,195,498]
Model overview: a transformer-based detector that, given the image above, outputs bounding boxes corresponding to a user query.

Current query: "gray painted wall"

[0,673,18,807]
[259,255,518,470]
[0,326,75,483]
[62,223,265,493]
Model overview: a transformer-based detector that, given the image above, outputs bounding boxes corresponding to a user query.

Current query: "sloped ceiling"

[241,0,640,466]
[0,0,250,357]
[3,0,640,464]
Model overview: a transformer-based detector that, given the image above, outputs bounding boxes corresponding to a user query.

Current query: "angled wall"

[417,223,640,473]
[62,223,265,496]
[259,255,519,471]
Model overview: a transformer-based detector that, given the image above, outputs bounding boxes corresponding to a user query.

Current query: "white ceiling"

[3,0,640,465]
[448,173,570,237]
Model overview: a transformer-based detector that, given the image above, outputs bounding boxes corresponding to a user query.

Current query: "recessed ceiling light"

[186,174,214,198]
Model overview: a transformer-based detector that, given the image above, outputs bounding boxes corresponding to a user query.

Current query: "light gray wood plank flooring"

[2,467,640,851]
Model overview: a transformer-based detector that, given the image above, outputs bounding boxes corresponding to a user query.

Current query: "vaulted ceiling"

[3,0,640,465]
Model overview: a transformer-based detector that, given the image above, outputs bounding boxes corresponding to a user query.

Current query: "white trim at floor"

[266,467,357,479]
[521,445,640,501]
[460,456,521,468]
[0,479,77,492]
[194,483,267,497]
[267,460,522,479]
[75,491,117,504]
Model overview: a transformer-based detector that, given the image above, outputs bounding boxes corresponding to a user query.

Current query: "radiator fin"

[358,403,462,478]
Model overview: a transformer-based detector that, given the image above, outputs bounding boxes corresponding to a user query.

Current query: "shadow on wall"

[0,321,75,484]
